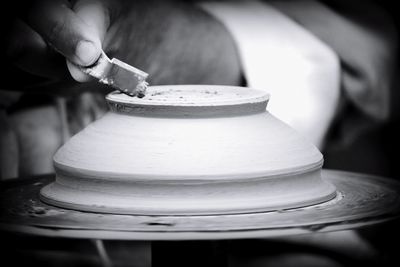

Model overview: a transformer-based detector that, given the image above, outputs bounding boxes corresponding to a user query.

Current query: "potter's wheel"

[1,170,399,240]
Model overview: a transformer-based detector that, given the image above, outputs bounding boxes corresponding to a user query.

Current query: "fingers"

[6,0,112,84]
[66,60,91,82]
[24,0,102,67]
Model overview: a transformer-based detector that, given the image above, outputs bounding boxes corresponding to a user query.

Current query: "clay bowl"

[40,85,336,215]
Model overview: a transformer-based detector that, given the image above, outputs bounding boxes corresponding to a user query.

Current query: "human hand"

[5,0,241,92]
[6,0,113,83]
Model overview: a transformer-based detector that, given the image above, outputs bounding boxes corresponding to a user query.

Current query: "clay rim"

[106,85,269,107]
[106,85,269,117]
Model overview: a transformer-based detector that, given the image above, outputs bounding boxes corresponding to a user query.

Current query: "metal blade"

[81,51,149,97]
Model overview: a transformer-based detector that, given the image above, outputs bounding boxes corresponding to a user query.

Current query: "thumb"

[26,0,102,67]
[73,0,110,44]
[67,0,111,82]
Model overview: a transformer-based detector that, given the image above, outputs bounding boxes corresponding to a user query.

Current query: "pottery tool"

[81,51,149,97]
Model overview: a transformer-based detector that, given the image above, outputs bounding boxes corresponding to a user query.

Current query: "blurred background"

[0,0,399,266]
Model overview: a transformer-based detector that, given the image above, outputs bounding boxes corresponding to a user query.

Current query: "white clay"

[40,85,336,215]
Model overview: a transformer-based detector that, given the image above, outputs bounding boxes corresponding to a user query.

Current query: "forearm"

[104,0,243,86]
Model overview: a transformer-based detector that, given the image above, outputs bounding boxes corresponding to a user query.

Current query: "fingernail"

[76,41,99,66]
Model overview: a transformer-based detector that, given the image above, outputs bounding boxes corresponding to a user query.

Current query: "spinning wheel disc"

[1,170,399,240]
